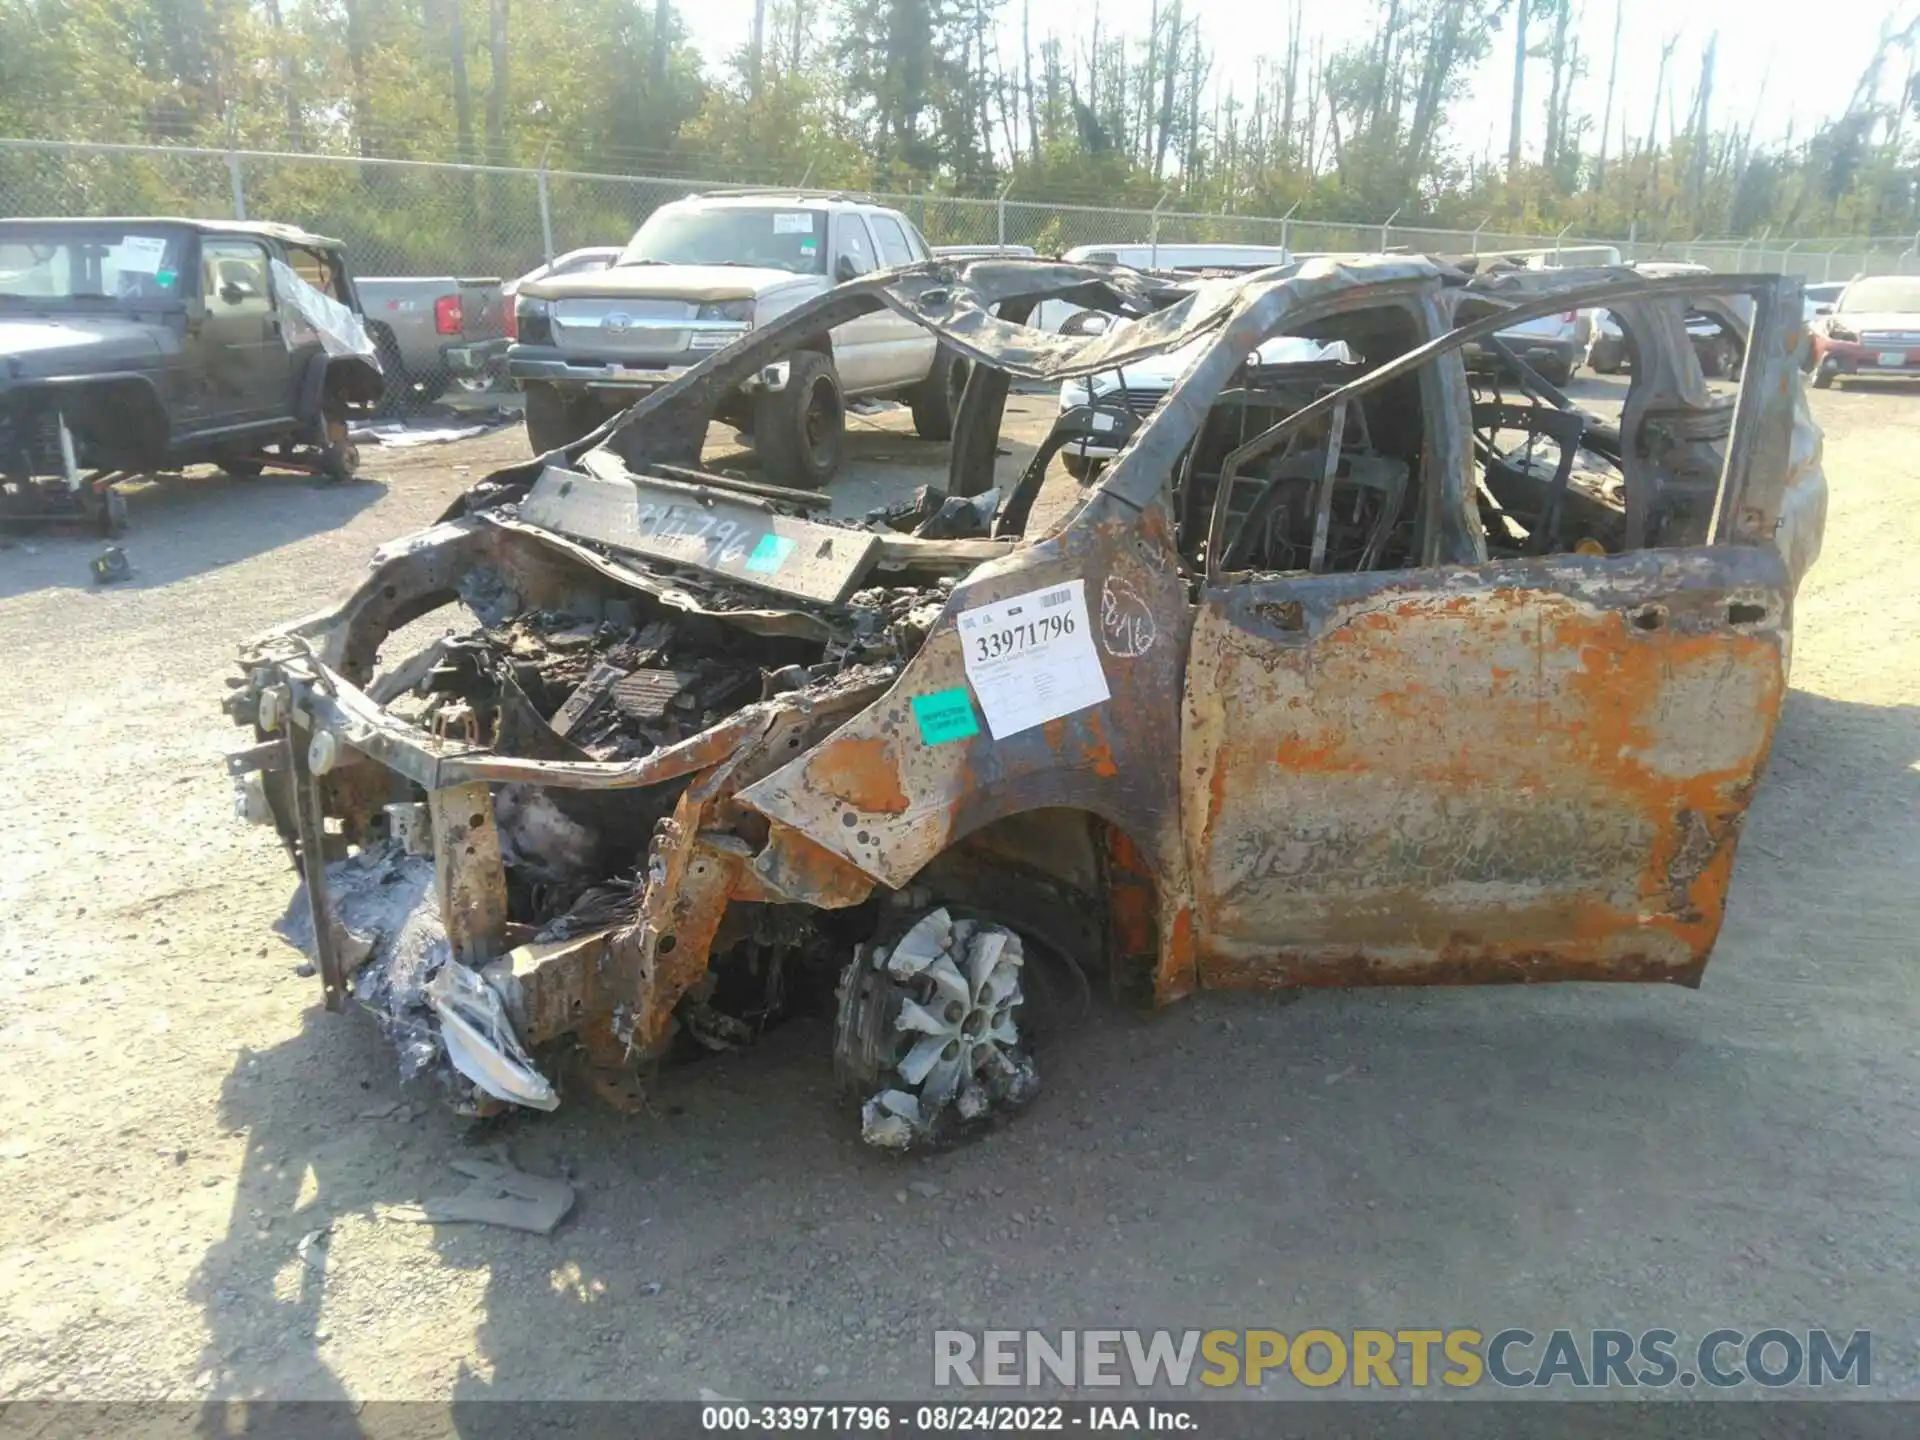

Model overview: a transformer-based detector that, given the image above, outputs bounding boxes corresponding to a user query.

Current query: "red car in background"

[1808,274,1920,388]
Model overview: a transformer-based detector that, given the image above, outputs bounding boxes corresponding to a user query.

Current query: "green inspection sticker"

[745,533,796,574]
[911,688,979,746]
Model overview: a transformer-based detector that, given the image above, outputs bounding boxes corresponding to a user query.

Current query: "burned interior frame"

[226,255,1825,1145]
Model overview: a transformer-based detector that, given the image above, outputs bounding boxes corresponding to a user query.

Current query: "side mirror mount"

[834,253,858,284]
[1059,309,1116,337]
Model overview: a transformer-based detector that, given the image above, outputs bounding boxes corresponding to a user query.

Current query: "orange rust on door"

[1182,549,1790,989]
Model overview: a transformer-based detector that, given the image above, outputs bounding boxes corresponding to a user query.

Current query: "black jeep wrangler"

[0,216,384,531]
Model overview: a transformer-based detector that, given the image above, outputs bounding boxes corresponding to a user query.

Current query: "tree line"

[5,0,1920,242]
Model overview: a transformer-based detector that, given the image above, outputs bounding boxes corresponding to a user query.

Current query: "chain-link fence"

[6,137,1920,285]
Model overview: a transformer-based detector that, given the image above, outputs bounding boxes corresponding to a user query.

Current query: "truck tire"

[372,327,411,416]
[754,351,845,489]
[908,346,969,441]
[318,413,360,483]
[524,383,593,455]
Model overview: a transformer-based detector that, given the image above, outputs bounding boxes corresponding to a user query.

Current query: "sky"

[678,0,1913,162]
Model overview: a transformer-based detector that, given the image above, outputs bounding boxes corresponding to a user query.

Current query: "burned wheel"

[834,907,1037,1150]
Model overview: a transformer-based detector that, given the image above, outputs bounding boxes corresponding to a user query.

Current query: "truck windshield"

[617,208,827,275]
[0,226,189,302]
[1838,276,1920,313]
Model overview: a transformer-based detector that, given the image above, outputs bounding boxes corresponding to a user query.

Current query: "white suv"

[507,193,966,487]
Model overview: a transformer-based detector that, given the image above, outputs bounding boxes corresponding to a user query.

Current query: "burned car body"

[226,255,1824,1145]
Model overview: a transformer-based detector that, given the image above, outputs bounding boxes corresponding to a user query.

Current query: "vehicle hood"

[1061,333,1352,398]
[1825,310,1920,334]
[0,315,168,377]
[1496,311,1576,339]
[525,264,815,304]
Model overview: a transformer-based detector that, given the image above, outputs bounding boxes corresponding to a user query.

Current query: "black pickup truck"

[0,216,385,530]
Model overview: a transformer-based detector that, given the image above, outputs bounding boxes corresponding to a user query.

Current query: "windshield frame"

[1837,275,1920,314]
[0,222,193,308]
[616,205,829,276]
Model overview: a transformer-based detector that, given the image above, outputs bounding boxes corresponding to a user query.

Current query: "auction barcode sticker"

[956,578,1111,739]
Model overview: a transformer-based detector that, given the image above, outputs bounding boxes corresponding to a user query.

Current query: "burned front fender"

[737,487,1202,1002]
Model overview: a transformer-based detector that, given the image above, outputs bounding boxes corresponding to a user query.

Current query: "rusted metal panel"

[284,723,347,1012]
[617,811,745,1052]
[741,823,878,908]
[1182,546,1791,989]
[428,782,509,967]
[492,927,620,1045]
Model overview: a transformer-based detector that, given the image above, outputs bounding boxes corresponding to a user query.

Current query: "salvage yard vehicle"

[1051,320,1353,478]
[225,255,1824,1150]
[355,273,507,410]
[1,216,381,529]
[1582,261,1750,378]
[1805,273,1920,388]
[507,191,967,487]
[1462,246,1625,386]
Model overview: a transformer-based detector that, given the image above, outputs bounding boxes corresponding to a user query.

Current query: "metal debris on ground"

[295,1226,331,1270]
[90,545,130,584]
[425,961,559,1112]
[385,1148,575,1234]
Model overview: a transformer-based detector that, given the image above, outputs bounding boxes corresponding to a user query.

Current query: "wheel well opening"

[909,807,1164,1012]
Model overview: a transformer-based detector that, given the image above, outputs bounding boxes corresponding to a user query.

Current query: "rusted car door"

[1181,314,1794,991]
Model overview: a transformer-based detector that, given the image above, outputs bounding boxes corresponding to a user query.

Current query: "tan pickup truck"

[506,191,970,488]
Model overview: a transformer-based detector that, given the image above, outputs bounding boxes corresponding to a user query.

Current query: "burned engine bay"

[227,254,1824,1149]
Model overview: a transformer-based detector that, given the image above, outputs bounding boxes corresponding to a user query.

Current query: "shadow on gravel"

[185,690,1920,1416]
[0,469,387,600]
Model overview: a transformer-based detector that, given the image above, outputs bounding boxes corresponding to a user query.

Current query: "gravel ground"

[0,377,1915,1403]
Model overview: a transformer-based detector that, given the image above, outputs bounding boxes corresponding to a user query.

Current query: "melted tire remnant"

[836,907,1038,1150]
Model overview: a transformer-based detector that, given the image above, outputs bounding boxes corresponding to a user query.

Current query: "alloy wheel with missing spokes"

[835,907,1038,1151]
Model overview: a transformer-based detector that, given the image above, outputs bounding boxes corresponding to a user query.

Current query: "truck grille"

[1861,330,1920,347]
[1098,386,1164,416]
[551,297,695,359]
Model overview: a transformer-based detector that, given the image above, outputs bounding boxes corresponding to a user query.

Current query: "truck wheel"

[754,351,845,489]
[372,327,411,416]
[318,414,360,482]
[407,368,449,410]
[908,346,969,441]
[524,383,593,455]
[835,907,1038,1151]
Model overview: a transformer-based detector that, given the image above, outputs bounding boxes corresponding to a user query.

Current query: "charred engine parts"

[835,908,1038,1149]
